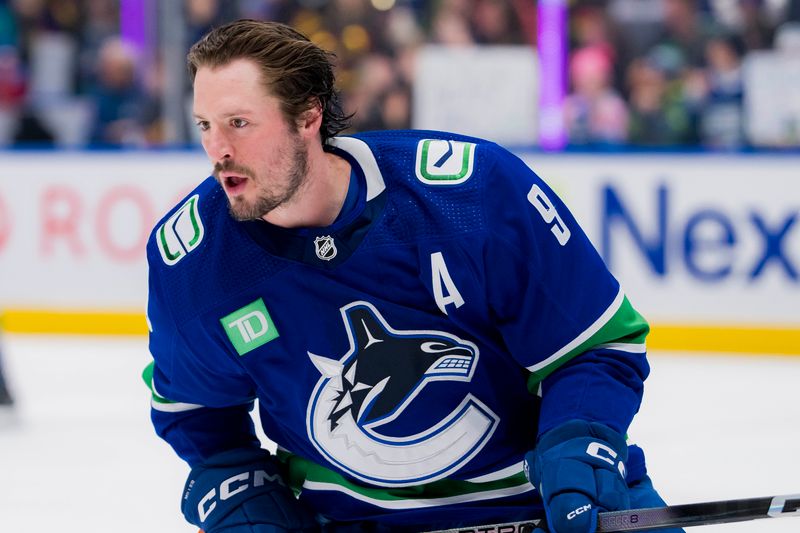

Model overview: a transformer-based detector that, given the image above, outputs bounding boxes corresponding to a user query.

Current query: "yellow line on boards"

[2,310,148,336]
[1,310,799,355]
[648,325,800,356]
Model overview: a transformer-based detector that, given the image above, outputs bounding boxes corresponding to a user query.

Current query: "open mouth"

[222,174,248,195]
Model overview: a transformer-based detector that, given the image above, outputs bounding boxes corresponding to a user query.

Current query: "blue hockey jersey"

[144,130,650,528]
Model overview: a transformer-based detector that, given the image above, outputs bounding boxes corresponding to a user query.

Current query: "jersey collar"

[240,135,387,269]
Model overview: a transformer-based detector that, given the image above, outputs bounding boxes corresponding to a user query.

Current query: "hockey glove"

[181,447,319,533]
[524,420,629,533]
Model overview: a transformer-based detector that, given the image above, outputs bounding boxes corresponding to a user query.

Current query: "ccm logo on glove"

[568,504,592,520]
[586,441,626,478]
[191,469,285,521]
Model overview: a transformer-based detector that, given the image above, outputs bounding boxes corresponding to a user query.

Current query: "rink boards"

[0,150,797,354]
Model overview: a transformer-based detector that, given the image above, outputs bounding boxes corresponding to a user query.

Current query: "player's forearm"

[537,348,648,436]
[152,402,261,466]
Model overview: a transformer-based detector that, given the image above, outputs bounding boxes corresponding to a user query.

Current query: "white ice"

[0,334,798,533]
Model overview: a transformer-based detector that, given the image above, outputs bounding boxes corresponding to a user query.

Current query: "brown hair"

[187,19,351,143]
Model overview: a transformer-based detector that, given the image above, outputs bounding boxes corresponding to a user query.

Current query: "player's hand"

[181,447,319,532]
[524,420,629,533]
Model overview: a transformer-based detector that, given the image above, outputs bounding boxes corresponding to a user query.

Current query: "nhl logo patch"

[314,235,337,261]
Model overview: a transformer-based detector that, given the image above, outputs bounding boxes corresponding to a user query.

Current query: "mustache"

[213,160,254,178]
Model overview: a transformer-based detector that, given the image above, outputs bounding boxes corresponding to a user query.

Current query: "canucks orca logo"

[307,301,499,487]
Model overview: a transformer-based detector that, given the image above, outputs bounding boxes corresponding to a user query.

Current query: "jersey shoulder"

[344,130,520,242]
[146,176,226,270]
[351,129,512,185]
[145,177,287,325]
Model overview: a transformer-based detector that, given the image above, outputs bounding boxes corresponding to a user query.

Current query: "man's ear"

[297,98,323,135]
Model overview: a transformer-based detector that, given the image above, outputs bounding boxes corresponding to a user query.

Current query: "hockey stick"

[424,493,800,532]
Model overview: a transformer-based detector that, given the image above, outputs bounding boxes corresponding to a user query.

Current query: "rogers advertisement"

[0,151,208,310]
[1,150,797,337]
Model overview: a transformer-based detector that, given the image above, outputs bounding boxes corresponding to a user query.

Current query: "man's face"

[193,58,308,221]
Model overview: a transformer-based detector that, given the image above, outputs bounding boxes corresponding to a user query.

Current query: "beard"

[214,136,308,222]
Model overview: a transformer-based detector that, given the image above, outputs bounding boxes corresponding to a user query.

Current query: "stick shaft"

[423,493,800,533]
[597,493,800,532]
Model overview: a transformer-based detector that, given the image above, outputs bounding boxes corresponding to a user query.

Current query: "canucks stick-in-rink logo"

[306,301,499,487]
[157,194,204,266]
[415,139,476,185]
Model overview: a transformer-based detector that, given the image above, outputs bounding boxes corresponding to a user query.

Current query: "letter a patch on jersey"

[415,139,476,185]
[431,251,464,314]
[157,194,204,266]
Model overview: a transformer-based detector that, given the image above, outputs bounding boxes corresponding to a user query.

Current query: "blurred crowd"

[568,0,800,149]
[0,0,799,150]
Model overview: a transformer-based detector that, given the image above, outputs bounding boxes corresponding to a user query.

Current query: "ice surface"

[0,335,798,532]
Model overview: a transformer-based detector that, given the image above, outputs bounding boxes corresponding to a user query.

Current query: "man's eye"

[196,121,209,131]
[232,118,248,128]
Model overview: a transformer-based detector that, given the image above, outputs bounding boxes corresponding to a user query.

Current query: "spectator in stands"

[626,53,697,146]
[698,33,746,149]
[431,2,475,46]
[346,52,399,131]
[0,45,54,146]
[469,0,526,44]
[571,4,623,88]
[87,36,149,145]
[564,45,630,146]
[378,81,412,130]
[77,0,119,93]
[662,0,712,64]
[735,0,777,51]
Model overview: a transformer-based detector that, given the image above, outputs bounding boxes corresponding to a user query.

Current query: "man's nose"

[205,129,234,163]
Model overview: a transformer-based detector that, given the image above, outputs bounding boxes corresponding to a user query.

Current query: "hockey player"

[144,19,683,533]
[0,346,13,408]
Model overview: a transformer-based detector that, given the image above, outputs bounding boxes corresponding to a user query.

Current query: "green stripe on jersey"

[141,360,175,405]
[142,360,208,413]
[281,451,529,504]
[526,291,649,389]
